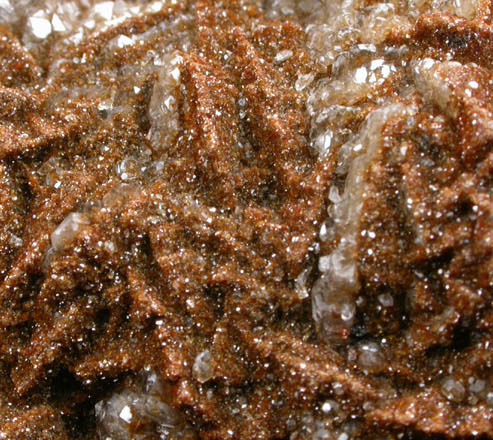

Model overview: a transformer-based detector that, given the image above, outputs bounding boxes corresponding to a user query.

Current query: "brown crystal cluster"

[0,0,491,439]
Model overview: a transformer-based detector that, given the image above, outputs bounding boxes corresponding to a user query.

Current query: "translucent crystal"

[51,212,89,252]
[357,342,385,374]
[116,158,139,181]
[0,0,14,21]
[377,293,394,307]
[312,104,414,343]
[193,350,213,383]
[295,267,311,300]
[96,370,196,439]
[361,3,404,44]
[51,13,67,32]
[319,219,335,242]
[340,303,355,322]
[313,132,333,157]
[102,184,137,209]
[38,157,65,187]
[145,1,166,14]
[441,376,466,403]
[312,428,331,440]
[328,186,342,204]
[318,247,357,282]
[308,103,360,156]
[311,270,357,342]
[414,59,479,128]
[116,34,134,48]
[148,52,184,151]
[295,73,316,92]
[487,391,493,407]
[452,0,483,19]
[354,67,368,84]
[9,233,22,248]
[430,0,484,19]
[29,12,52,39]
[469,378,487,395]
[321,399,339,414]
[94,1,114,21]
[274,49,293,63]
[414,59,453,114]
[119,405,133,423]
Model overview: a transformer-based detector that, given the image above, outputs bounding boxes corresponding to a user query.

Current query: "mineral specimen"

[0,0,491,439]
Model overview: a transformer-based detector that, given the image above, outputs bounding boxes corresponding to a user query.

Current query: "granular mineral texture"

[0,1,492,439]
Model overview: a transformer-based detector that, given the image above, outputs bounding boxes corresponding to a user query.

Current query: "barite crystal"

[312,104,413,343]
[192,350,213,384]
[357,342,385,374]
[148,52,185,151]
[274,49,293,63]
[295,72,316,92]
[0,0,13,17]
[29,12,53,39]
[0,0,492,439]
[441,376,466,403]
[94,1,114,21]
[50,212,89,252]
[96,370,196,439]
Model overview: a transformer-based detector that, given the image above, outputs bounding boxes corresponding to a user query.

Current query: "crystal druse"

[0,0,492,439]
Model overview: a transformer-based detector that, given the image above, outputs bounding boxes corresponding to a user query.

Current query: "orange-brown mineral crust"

[0,0,492,439]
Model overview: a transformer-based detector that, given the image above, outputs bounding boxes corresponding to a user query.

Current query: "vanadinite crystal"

[0,0,492,439]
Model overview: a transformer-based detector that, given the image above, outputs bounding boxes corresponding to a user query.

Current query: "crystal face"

[0,0,492,439]
[95,370,196,439]
[50,212,89,252]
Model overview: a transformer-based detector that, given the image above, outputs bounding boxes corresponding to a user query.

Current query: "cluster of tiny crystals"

[269,0,493,437]
[0,0,491,439]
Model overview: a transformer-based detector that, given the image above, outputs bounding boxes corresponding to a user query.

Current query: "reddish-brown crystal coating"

[0,1,491,439]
